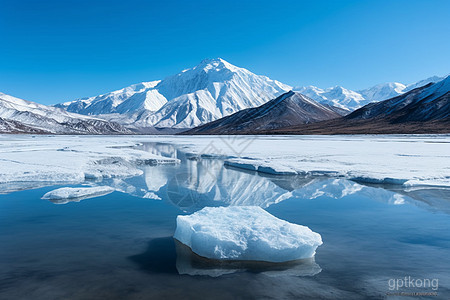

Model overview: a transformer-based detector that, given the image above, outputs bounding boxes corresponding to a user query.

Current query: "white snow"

[173,206,323,262]
[41,186,114,203]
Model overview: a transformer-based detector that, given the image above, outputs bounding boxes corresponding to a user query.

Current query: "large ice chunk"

[41,186,114,204]
[174,206,322,262]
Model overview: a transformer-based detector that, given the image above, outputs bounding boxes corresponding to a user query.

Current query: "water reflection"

[21,141,449,215]
[162,159,299,211]
[128,237,178,274]
[139,157,450,214]
[360,183,450,214]
[175,240,322,278]
[128,237,322,278]
[47,195,100,205]
[139,142,179,160]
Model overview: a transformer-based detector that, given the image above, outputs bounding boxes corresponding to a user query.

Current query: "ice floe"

[41,186,114,204]
[225,158,297,175]
[174,206,323,262]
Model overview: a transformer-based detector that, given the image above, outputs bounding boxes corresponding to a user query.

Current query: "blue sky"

[0,0,449,105]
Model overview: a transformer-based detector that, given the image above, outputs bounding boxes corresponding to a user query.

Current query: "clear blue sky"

[0,0,449,105]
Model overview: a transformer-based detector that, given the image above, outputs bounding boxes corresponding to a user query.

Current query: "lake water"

[1,141,449,299]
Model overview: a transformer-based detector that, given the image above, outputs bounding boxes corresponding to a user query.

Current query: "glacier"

[174,206,323,262]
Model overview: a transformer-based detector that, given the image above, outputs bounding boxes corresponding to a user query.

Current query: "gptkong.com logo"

[387,276,439,297]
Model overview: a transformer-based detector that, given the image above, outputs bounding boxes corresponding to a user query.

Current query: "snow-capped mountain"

[359,82,406,102]
[0,92,131,134]
[294,75,446,111]
[186,91,341,134]
[295,85,365,110]
[348,75,450,122]
[57,58,292,129]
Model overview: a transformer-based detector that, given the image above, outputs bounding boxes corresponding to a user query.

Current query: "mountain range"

[55,58,446,129]
[0,58,448,134]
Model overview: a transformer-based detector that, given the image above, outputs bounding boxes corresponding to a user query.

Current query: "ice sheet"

[0,135,180,185]
[1,135,448,188]
[146,135,450,187]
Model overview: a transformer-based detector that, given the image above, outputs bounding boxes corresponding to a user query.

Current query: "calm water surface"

[1,142,449,299]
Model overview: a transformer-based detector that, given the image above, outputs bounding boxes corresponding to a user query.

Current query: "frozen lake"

[0,135,449,299]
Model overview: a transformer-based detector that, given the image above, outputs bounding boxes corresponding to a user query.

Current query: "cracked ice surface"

[0,135,180,186]
[146,135,450,187]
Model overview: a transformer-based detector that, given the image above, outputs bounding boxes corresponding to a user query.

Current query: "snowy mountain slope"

[0,117,50,134]
[403,75,446,92]
[295,75,446,111]
[185,91,341,134]
[0,92,132,134]
[57,58,292,128]
[56,81,163,115]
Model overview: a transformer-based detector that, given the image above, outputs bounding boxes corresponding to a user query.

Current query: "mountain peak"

[199,57,226,64]
[194,57,240,73]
